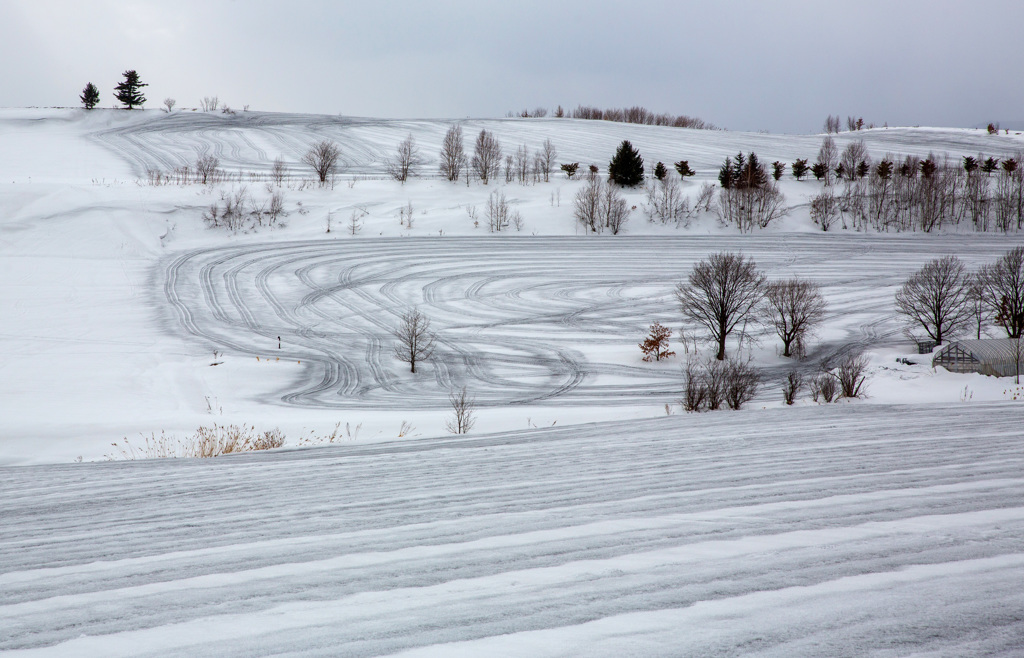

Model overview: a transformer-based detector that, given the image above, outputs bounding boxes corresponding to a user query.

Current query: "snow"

[2,108,1024,654]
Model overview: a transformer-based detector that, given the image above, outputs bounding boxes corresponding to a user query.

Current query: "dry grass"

[108,424,285,460]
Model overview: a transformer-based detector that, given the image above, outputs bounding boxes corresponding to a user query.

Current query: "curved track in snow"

[3,403,1023,655]
[163,234,1017,409]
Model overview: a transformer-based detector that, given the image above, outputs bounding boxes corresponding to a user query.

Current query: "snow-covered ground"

[2,108,1023,654]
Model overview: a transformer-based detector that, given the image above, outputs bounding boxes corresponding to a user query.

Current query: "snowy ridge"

[2,403,1023,655]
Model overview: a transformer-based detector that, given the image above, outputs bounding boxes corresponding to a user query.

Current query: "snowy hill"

[1,108,1023,654]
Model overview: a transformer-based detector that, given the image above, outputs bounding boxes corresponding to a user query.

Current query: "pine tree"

[718,156,735,188]
[875,160,893,180]
[856,159,870,179]
[653,161,667,181]
[113,70,147,109]
[674,160,696,178]
[982,157,1001,174]
[771,161,786,181]
[607,140,644,187]
[791,158,809,181]
[963,156,978,175]
[80,82,100,109]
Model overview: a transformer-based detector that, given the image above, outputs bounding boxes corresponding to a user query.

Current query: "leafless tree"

[895,256,973,346]
[810,188,840,231]
[271,156,287,185]
[676,252,767,360]
[200,96,219,112]
[302,140,341,185]
[817,135,839,185]
[967,271,987,339]
[645,176,691,226]
[472,129,502,184]
[782,371,802,405]
[514,144,530,184]
[484,190,522,232]
[386,133,419,184]
[444,387,477,434]
[834,353,869,398]
[764,278,828,357]
[823,114,841,134]
[438,124,466,182]
[195,153,220,185]
[162,98,176,113]
[840,141,869,181]
[723,358,761,410]
[539,138,557,182]
[393,308,436,374]
[979,246,1024,338]
[574,179,630,234]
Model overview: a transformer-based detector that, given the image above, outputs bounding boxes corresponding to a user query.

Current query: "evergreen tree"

[80,82,100,109]
[791,158,809,181]
[607,140,644,187]
[856,159,870,179]
[771,161,786,181]
[811,162,828,181]
[653,161,667,181]
[982,157,1001,174]
[718,156,735,189]
[674,160,696,178]
[962,156,978,175]
[875,160,893,180]
[113,70,147,109]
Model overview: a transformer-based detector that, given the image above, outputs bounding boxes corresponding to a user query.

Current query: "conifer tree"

[674,160,696,178]
[653,161,667,181]
[113,70,147,109]
[771,161,786,181]
[607,140,644,187]
[791,158,809,181]
[80,82,100,109]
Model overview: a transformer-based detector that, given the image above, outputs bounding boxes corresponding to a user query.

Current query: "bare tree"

[472,129,502,184]
[200,96,219,112]
[302,140,341,184]
[764,278,828,357]
[979,246,1024,338]
[386,133,419,183]
[444,387,477,434]
[834,353,869,398]
[271,156,287,185]
[393,308,436,374]
[162,98,176,113]
[439,124,466,182]
[895,256,974,346]
[967,271,987,339]
[823,114,841,134]
[676,252,767,360]
[484,190,522,232]
[539,138,557,183]
[817,135,839,186]
[840,140,869,181]
[782,371,802,405]
[195,153,220,185]
[574,179,630,234]
[723,358,761,410]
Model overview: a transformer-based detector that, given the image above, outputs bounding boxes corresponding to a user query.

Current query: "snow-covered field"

[2,108,1024,654]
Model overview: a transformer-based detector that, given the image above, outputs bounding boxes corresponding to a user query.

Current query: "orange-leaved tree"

[639,322,676,362]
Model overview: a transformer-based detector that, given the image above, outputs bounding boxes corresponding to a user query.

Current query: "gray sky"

[2,0,1022,133]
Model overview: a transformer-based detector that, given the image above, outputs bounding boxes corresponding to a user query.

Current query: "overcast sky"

[2,0,1022,133]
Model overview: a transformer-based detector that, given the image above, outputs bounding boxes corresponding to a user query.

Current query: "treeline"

[801,137,1024,233]
[567,105,715,130]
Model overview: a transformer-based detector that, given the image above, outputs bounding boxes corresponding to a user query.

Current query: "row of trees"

[80,70,147,110]
[435,125,558,185]
[895,247,1024,345]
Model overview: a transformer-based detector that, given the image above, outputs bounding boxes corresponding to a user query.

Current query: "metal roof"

[945,338,1024,364]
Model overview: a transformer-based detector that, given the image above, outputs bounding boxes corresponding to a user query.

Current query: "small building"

[932,339,1024,377]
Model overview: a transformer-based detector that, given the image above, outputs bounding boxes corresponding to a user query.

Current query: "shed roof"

[941,339,1023,363]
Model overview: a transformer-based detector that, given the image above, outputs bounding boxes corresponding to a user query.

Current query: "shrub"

[782,371,802,405]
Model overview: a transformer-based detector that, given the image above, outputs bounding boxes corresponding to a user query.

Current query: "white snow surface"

[2,108,1024,655]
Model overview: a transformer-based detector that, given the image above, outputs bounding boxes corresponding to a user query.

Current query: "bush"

[108,424,285,459]
[782,371,802,405]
